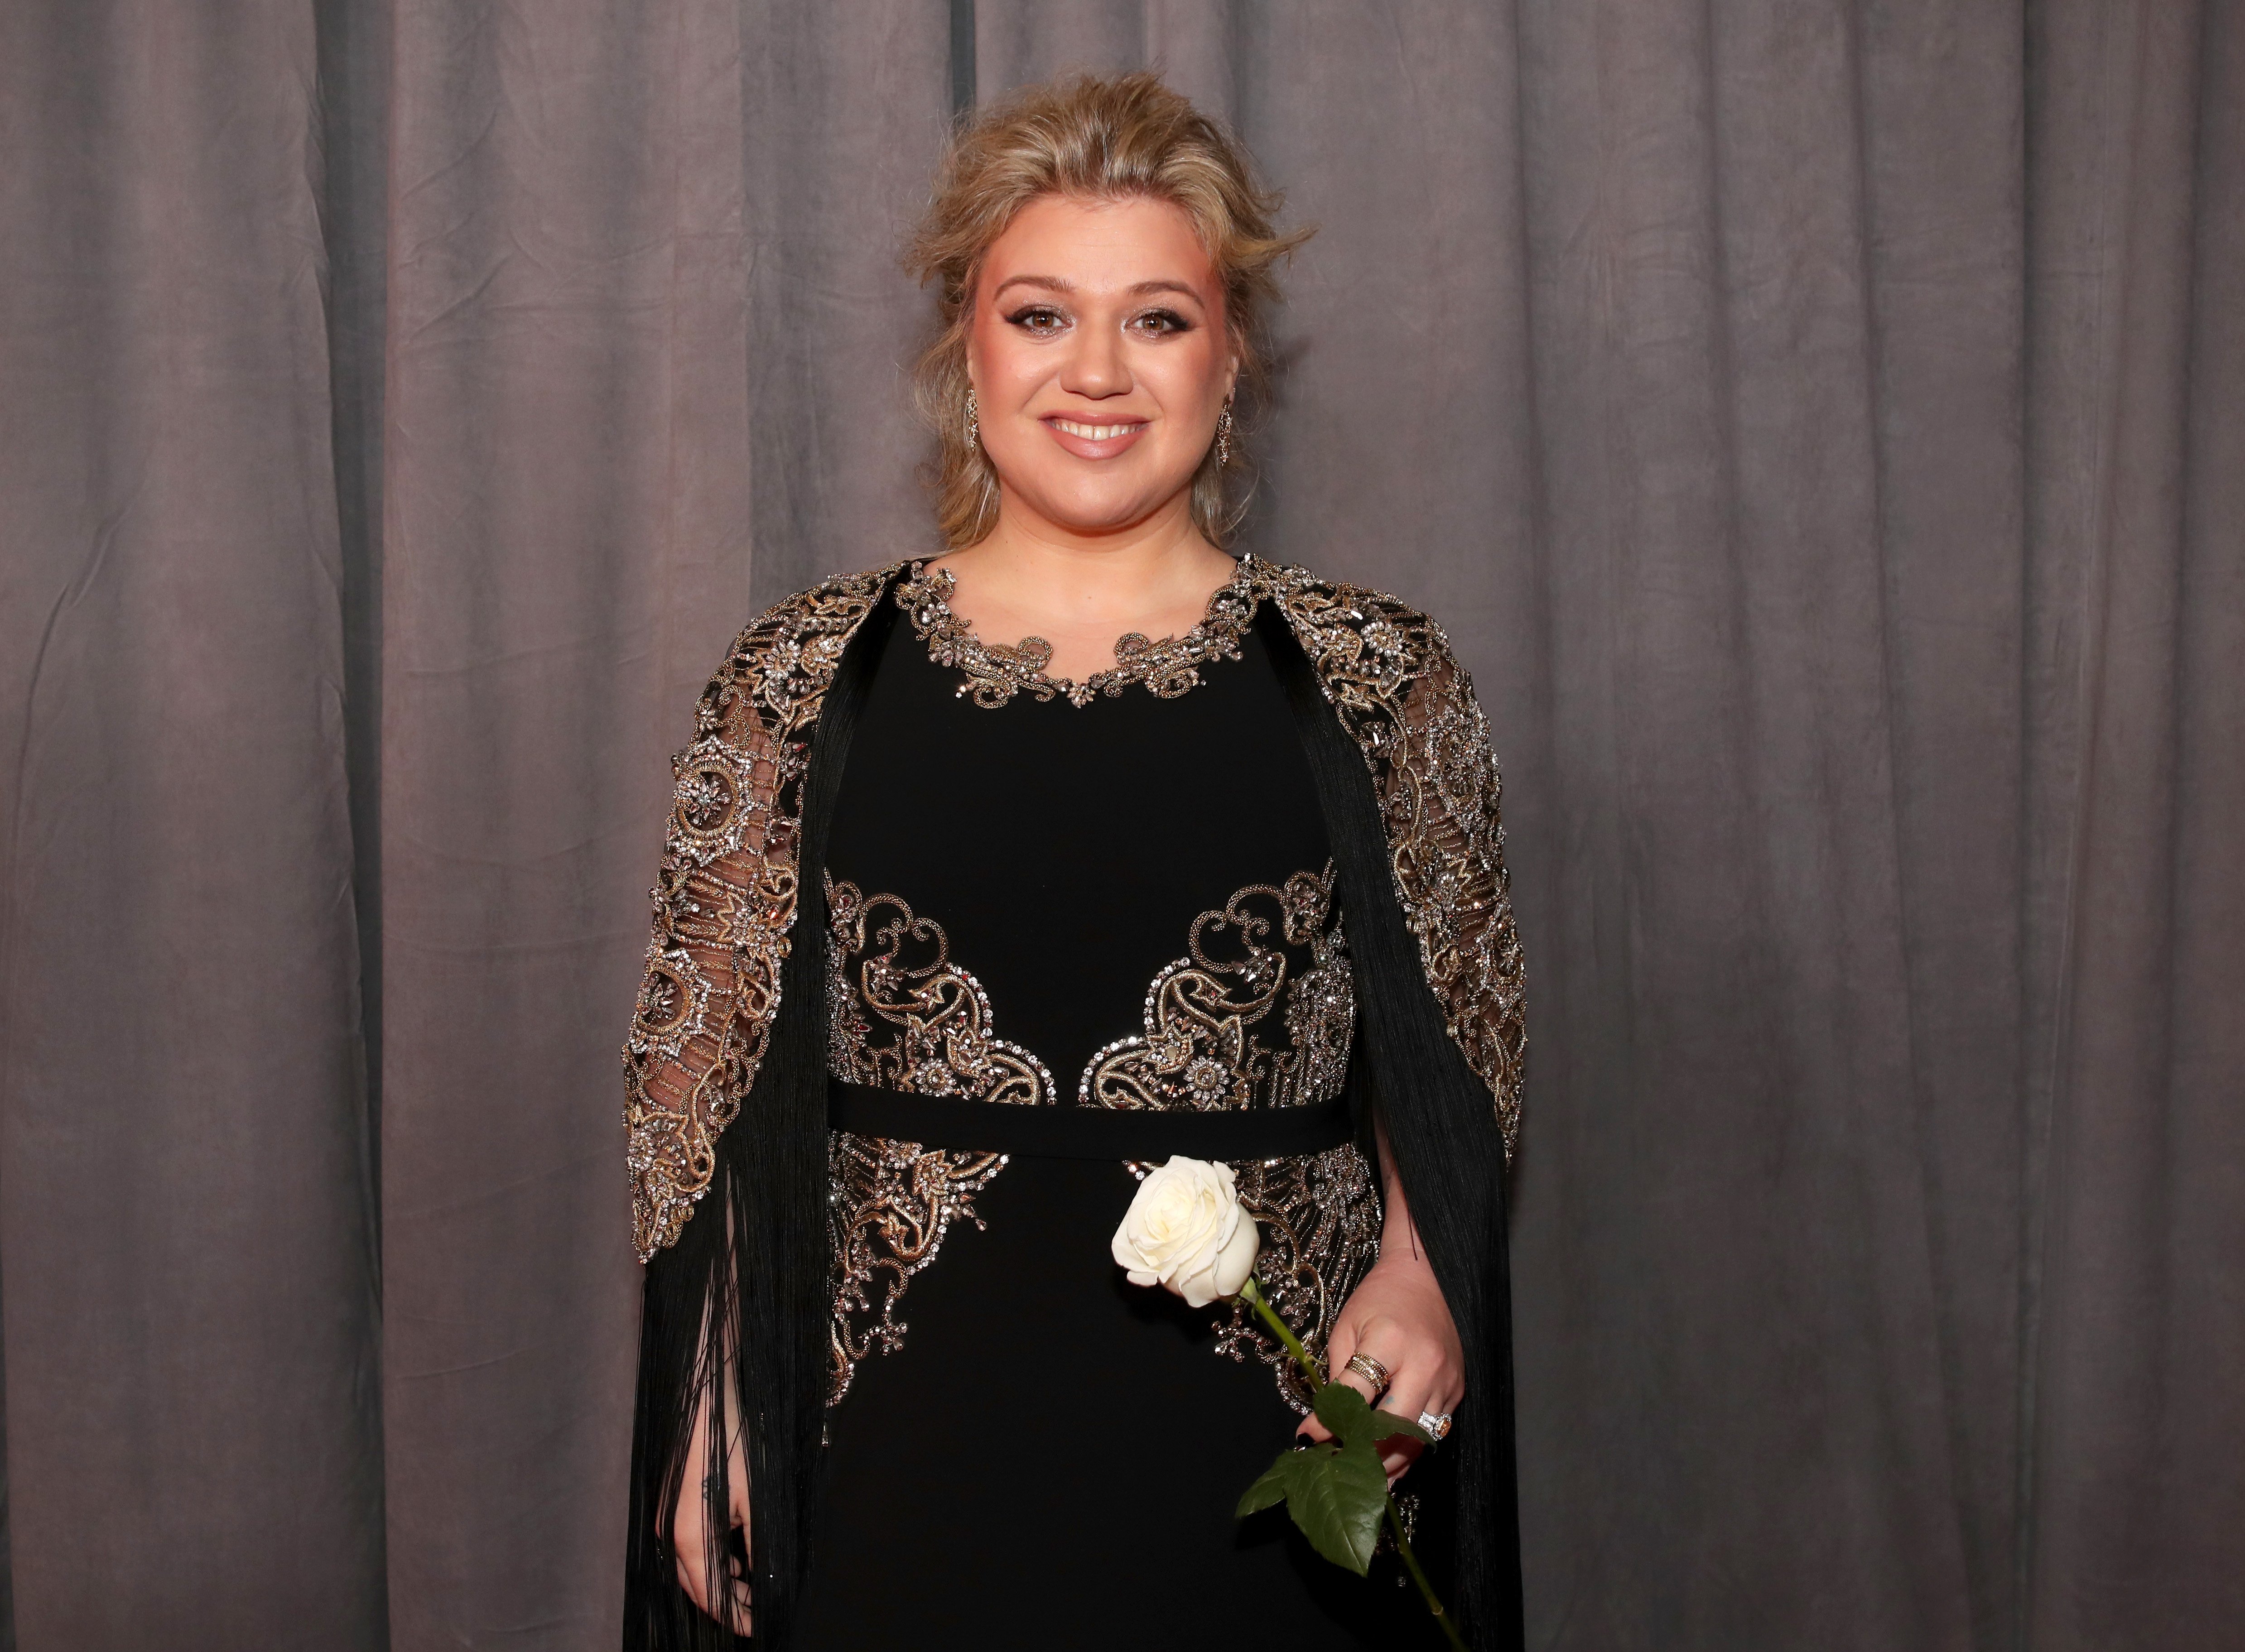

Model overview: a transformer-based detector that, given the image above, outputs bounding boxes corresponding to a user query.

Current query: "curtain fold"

[375,0,755,1642]
[1,2,2237,1648]
[0,3,388,1644]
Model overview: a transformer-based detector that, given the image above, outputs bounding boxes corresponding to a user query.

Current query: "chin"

[1015,477,1181,538]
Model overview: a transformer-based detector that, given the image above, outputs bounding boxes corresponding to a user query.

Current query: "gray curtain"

[1,2,2238,1648]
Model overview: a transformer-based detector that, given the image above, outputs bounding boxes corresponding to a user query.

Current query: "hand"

[1301,1250,1464,1484]
[672,1384,752,1633]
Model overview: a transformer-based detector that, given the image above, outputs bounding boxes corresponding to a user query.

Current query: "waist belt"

[827,1079,1354,1162]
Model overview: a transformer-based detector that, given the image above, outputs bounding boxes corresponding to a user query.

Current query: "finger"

[1378,1369,1436,1480]
[721,1437,754,1633]
[1342,1321,1407,1410]
[718,1573,754,1637]
[715,1388,754,1632]
[676,1473,756,1630]
[1301,1316,1363,1440]
[1302,1366,1385,1439]
[674,1495,710,1613]
[1391,1383,1467,1479]
[721,1388,752,1531]
[673,1400,714,1612]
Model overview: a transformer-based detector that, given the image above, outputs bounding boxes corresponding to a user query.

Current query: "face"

[967,193,1238,539]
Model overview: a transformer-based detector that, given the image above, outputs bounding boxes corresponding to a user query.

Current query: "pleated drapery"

[1,3,2239,1649]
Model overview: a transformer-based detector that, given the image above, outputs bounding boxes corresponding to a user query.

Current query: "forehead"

[980,194,1216,296]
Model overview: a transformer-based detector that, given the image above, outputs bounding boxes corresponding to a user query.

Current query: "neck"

[944,487,1233,628]
[930,487,1238,679]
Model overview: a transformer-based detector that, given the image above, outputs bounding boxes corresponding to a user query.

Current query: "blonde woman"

[622,72,1525,1651]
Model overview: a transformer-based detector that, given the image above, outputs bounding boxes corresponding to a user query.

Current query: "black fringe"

[1259,605,1525,1652]
[625,583,901,1651]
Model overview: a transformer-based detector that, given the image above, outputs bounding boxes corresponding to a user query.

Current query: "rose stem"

[1238,1277,1320,1386]
[1386,1496,1469,1652]
[1238,1278,1466,1649]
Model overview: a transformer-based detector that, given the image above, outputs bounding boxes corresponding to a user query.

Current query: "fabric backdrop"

[2,2,2239,1648]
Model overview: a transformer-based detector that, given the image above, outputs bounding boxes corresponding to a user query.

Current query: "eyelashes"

[1003,304,1067,336]
[1000,305,1195,339]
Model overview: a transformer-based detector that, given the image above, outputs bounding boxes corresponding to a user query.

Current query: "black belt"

[827,1080,1354,1162]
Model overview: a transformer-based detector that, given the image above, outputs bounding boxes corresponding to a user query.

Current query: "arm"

[1299,1123,1464,1481]
[624,665,771,1622]
[627,734,762,1621]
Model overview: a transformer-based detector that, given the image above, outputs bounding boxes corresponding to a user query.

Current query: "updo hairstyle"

[906,71,1311,550]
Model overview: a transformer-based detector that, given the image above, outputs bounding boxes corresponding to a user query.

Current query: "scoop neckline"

[895,557,1264,710]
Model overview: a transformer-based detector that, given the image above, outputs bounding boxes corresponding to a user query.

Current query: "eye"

[1004,305,1068,337]
[1128,308,1193,339]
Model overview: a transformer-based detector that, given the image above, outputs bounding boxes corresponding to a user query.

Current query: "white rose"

[1110,1156,1261,1308]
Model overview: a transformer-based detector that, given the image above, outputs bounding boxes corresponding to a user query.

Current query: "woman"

[622,72,1524,1651]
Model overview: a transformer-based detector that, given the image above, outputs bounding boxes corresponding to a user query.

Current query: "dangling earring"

[965,389,979,449]
[1215,400,1234,468]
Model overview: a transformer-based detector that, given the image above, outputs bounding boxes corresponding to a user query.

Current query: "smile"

[1047,417,1147,441]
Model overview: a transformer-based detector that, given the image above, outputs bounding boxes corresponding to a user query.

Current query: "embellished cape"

[621,556,1526,1650]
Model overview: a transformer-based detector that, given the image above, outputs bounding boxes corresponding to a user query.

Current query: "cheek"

[1144,335,1222,408]
[967,316,1039,401]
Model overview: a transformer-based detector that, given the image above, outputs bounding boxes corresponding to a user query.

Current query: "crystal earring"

[965,389,979,449]
[1215,402,1233,467]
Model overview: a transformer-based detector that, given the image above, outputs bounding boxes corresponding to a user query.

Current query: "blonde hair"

[906,71,1311,550]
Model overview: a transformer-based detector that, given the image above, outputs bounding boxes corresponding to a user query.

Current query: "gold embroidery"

[1216,1144,1385,1412]
[826,877,1055,1105]
[621,564,903,1260]
[897,558,1262,709]
[822,879,1050,1402]
[1079,863,1354,1115]
[826,1130,1008,1405]
[627,555,1525,1264]
[1092,863,1377,1408]
[1262,565,1527,1157]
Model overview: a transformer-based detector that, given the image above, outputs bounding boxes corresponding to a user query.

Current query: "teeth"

[1051,418,1143,441]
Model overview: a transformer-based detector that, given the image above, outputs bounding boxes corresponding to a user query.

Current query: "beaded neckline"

[895,558,1266,710]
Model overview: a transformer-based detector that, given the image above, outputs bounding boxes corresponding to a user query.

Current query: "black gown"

[787,564,1449,1649]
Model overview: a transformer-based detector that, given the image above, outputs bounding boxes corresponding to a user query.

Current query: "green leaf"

[1235,1452,1298,1519]
[1281,1437,1388,1575]
[1368,1408,1433,1446]
[1312,1379,1376,1444]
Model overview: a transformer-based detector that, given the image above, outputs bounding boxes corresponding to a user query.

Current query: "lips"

[1041,413,1150,459]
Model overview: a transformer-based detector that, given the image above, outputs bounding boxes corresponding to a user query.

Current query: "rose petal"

[1112,1157,1253,1304]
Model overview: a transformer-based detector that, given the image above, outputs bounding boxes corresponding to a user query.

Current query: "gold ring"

[1343,1352,1392,1393]
[1416,1409,1454,1442]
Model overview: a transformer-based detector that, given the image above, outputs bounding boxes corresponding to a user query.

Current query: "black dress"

[787,562,1441,1649]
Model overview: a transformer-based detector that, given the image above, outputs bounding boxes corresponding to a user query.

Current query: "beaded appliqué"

[896,558,1262,709]
[1217,1145,1384,1412]
[1265,571,1527,1157]
[826,876,1056,1105]
[822,877,1053,1404]
[1080,862,1354,1115]
[622,562,903,1260]
[627,555,1525,1265]
[1094,862,1379,1411]
[826,1131,1007,1405]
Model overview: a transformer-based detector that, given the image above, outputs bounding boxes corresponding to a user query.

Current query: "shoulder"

[720,559,911,669]
[1244,554,1470,702]
[691,559,912,743]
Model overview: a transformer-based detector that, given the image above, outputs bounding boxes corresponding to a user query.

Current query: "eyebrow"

[990,274,1208,306]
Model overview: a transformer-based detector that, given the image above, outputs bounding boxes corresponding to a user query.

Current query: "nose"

[1058,320,1132,400]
